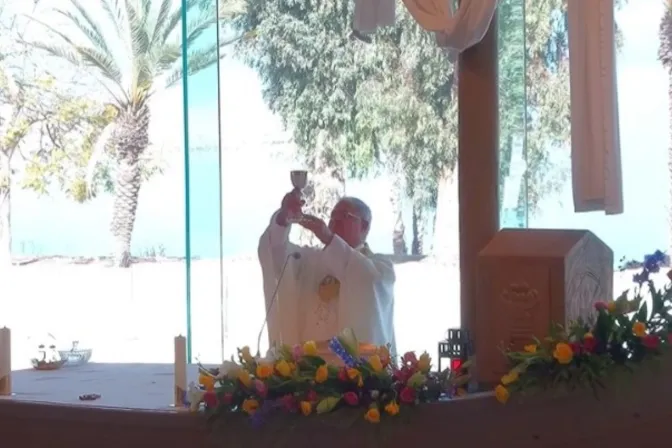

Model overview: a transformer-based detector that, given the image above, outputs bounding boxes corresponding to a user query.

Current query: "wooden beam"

[457,17,499,342]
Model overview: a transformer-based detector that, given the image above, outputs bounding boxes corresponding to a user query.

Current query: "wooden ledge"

[0,374,670,448]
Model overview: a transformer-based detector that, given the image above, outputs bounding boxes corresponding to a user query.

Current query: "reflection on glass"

[217,0,461,359]
[182,0,225,364]
[498,0,528,229]
[506,1,670,296]
[4,0,194,369]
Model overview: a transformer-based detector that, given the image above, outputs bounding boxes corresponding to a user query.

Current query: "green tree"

[235,0,598,255]
[29,0,229,267]
[0,3,110,267]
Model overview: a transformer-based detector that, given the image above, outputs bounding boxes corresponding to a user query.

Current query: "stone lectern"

[474,229,613,385]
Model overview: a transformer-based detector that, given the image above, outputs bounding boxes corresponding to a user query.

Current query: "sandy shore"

[1,257,666,371]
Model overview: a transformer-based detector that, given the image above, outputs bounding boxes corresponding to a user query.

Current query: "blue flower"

[328,337,358,368]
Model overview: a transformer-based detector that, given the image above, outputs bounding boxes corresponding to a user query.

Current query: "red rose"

[570,342,582,355]
[394,366,413,383]
[642,334,660,349]
[306,389,318,402]
[583,336,597,353]
[399,386,416,404]
[338,368,348,382]
[402,352,418,367]
[594,301,608,311]
[221,392,233,405]
[203,391,218,408]
[281,394,297,412]
[343,391,359,406]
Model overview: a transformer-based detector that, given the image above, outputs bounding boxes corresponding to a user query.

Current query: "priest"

[258,189,396,354]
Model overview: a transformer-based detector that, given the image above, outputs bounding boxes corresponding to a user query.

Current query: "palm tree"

[30,0,240,267]
[659,0,672,256]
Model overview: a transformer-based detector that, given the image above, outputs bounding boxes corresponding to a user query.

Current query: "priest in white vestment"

[258,190,396,354]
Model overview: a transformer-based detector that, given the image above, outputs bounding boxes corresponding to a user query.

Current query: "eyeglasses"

[330,210,361,222]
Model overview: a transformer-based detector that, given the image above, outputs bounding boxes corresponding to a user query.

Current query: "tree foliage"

[231,0,613,252]
[27,0,229,266]
[0,3,111,264]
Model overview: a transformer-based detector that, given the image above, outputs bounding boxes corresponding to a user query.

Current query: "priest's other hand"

[298,214,334,245]
[277,190,305,226]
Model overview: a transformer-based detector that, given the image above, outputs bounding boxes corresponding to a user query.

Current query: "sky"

[6,0,672,262]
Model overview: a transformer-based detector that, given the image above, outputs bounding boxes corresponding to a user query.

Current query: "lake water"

[9,0,672,263]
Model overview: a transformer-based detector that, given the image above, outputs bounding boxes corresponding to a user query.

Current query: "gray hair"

[340,196,372,226]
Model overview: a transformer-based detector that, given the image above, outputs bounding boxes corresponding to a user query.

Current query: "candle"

[0,327,11,396]
[174,335,187,407]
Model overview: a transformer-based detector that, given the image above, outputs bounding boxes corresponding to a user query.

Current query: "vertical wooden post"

[0,327,11,396]
[174,335,187,407]
[457,18,500,345]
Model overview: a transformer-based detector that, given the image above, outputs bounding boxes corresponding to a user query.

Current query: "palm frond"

[101,0,129,49]
[164,41,221,89]
[161,0,200,44]
[151,0,173,45]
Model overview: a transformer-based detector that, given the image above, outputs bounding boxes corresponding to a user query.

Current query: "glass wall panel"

[216,0,461,360]
[500,0,669,296]
[3,0,187,368]
[182,0,224,364]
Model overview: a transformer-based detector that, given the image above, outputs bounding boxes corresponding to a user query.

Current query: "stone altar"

[474,229,613,384]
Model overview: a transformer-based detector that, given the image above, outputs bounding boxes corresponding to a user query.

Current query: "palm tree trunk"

[0,153,11,268]
[109,107,150,267]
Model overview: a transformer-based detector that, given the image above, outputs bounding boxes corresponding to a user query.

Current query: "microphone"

[256,251,301,357]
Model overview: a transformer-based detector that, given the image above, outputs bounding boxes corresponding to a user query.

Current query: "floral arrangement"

[496,250,672,404]
[188,329,470,425]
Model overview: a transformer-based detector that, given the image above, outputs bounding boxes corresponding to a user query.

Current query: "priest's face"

[329,200,369,248]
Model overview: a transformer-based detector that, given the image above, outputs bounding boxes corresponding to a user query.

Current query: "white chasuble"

[258,212,397,355]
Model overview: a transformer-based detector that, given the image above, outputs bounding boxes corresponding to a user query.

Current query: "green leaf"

[316,396,341,414]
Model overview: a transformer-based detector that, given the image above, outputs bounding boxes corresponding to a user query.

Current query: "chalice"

[288,170,308,223]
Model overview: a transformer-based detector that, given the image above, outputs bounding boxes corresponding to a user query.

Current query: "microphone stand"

[256,252,301,357]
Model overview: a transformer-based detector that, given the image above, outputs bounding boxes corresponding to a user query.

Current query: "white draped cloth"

[353,0,623,215]
[567,0,623,214]
[257,213,397,354]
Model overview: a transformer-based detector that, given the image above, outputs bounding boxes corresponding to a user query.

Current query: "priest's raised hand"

[258,196,396,355]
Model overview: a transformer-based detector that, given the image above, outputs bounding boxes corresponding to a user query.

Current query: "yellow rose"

[275,360,292,378]
[315,365,329,383]
[377,345,391,366]
[346,368,360,381]
[494,385,509,404]
[500,371,519,385]
[523,344,537,354]
[242,399,259,415]
[632,321,647,338]
[418,352,431,373]
[364,407,381,423]
[384,401,399,416]
[552,342,573,365]
[300,401,312,416]
[607,302,617,313]
[237,370,252,388]
[357,376,364,388]
[198,373,216,392]
[256,363,273,379]
[303,341,318,356]
[368,355,384,373]
[240,346,254,364]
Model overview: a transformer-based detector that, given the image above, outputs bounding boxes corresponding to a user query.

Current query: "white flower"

[187,382,205,412]
[215,360,241,380]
